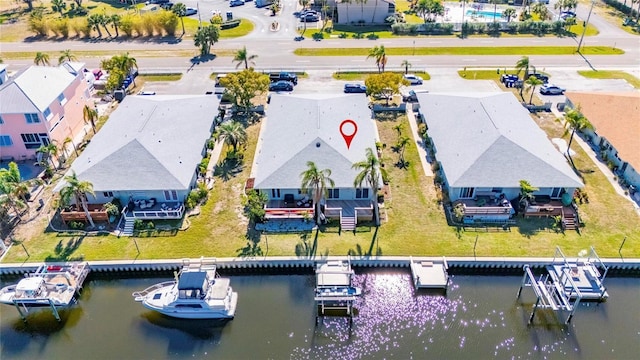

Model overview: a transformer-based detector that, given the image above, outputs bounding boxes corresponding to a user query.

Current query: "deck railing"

[126,204,184,220]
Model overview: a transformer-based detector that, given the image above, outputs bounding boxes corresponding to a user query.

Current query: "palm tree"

[37,142,60,170]
[300,161,335,225]
[233,46,258,69]
[63,136,78,157]
[367,45,387,73]
[34,52,50,65]
[562,106,593,158]
[0,162,30,214]
[172,3,187,35]
[531,2,549,20]
[58,49,77,65]
[60,171,96,227]
[515,56,534,98]
[87,13,103,37]
[397,136,411,165]
[401,59,412,74]
[518,179,538,210]
[321,0,330,30]
[110,52,138,86]
[525,76,544,105]
[216,121,247,153]
[352,147,387,226]
[51,0,66,17]
[393,123,404,136]
[110,14,121,38]
[83,104,98,133]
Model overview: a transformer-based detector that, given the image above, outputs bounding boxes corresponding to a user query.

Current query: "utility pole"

[577,0,595,53]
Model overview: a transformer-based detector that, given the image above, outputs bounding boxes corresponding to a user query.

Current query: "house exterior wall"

[0,70,91,161]
[623,166,640,188]
[336,2,393,24]
[261,187,374,202]
[582,127,639,187]
[88,189,190,206]
[449,186,575,202]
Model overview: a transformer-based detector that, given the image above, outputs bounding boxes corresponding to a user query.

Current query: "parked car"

[269,80,294,92]
[269,72,298,85]
[299,9,318,17]
[301,14,319,22]
[138,90,156,95]
[403,74,423,85]
[401,89,428,102]
[148,0,170,4]
[528,73,549,83]
[160,2,174,10]
[230,0,244,7]
[540,85,566,95]
[184,7,197,15]
[344,83,367,93]
[560,11,576,19]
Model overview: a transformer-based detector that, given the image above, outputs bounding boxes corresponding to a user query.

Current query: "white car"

[404,74,423,85]
[185,7,197,16]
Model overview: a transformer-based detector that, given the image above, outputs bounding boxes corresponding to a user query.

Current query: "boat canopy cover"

[178,271,207,291]
[16,277,45,291]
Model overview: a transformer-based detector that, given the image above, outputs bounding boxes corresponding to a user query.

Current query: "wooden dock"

[410,257,449,290]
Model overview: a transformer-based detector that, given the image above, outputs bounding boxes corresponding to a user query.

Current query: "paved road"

[1,2,638,73]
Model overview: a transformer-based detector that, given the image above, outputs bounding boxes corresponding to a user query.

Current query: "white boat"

[132,260,238,319]
[315,260,362,302]
[0,263,90,308]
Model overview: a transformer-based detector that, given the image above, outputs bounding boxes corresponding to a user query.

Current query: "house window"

[0,135,12,147]
[164,190,178,201]
[327,189,340,199]
[58,93,67,106]
[356,188,369,199]
[103,191,114,198]
[271,189,281,198]
[491,188,503,193]
[20,133,49,149]
[459,187,474,199]
[0,115,4,124]
[551,188,563,198]
[25,113,40,123]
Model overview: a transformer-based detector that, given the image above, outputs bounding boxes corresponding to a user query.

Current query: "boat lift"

[517,265,582,324]
[547,246,608,301]
[410,256,449,291]
[314,257,357,326]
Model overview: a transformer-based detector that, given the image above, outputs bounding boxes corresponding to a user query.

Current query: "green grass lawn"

[457,69,550,81]
[4,102,639,262]
[577,70,640,88]
[138,73,182,81]
[294,46,624,56]
[0,48,237,60]
[333,71,431,81]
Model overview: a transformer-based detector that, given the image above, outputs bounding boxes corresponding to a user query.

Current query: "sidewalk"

[551,107,640,215]
[406,107,433,177]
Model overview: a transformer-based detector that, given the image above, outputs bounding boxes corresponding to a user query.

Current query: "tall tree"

[172,3,187,35]
[396,135,411,166]
[83,104,98,133]
[101,53,138,88]
[216,121,247,153]
[300,161,335,225]
[37,142,60,170]
[367,45,387,73]
[87,13,103,37]
[233,46,258,69]
[531,2,549,20]
[401,59,412,74]
[60,171,95,227]
[562,106,593,158]
[515,56,534,98]
[524,76,544,105]
[219,69,270,115]
[364,72,409,105]
[58,49,77,64]
[352,147,387,225]
[51,0,67,17]
[110,14,121,38]
[194,25,220,56]
[502,7,516,23]
[34,52,50,65]
[0,162,30,214]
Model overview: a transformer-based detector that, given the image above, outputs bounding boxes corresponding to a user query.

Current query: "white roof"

[16,277,45,292]
[252,94,377,189]
[417,92,583,189]
[12,64,80,112]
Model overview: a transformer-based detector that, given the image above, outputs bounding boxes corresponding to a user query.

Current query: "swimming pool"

[466,10,502,18]
[0,161,43,181]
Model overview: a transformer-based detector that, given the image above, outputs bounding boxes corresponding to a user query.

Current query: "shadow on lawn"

[348,227,382,258]
[214,152,244,181]
[45,236,87,262]
[516,217,557,238]
[295,231,326,259]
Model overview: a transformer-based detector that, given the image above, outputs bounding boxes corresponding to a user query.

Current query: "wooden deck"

[60,205,109,223]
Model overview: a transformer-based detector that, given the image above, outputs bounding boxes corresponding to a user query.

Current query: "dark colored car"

[528,73,549,83]
[344,84,367,93]
[269,72,298,85]
[269,80,294,92]
[160,2,174,10]
[230,0,244,7]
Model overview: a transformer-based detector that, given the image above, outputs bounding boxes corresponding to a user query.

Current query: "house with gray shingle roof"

[417,92,583,221]
[55,95,219,220]
[250,94,379,225]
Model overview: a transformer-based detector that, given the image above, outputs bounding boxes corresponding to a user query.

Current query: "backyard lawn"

[4,96,639,262]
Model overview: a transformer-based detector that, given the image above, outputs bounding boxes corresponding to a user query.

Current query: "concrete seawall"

[1,257,640,276]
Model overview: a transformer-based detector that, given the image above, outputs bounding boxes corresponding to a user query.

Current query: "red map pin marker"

[340,119,358,149]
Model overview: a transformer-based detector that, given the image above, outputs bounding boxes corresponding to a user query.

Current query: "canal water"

[1,270,639,359]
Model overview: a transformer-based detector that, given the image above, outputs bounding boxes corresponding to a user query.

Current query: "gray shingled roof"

[57,95,219,192]
[252,94,377,189]
[417,92,583,189]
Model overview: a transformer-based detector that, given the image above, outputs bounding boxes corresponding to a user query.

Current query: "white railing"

[128,205,184,219]
[132,280,175,301]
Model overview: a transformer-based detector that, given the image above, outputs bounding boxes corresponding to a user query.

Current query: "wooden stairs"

[562,208,577,230]
[341,216,356,232]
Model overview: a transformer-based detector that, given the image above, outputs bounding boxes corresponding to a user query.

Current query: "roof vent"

[316,142,321,148]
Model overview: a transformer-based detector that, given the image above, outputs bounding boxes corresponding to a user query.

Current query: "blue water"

[0,162,42,181]
[466,10,502,18]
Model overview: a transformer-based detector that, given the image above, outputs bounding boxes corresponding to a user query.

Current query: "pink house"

[0,62,93,162]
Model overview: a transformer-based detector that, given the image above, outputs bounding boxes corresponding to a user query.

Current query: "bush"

[312,32,324,40]
[352,32,364,39]
[103,202,120,217]
[28,11,49,37]
[221,19,241,29]
[185,183,209,209]
[158,11,179,36]
[199,157,210,174]
[52,18,70,38]
[70,18,91,37]
[338,32,349,38]
[211,14,224,24]
[366,32,379,40]
[133,219,144,230]
[146,221,155,229]
[243,189,267,223]
[119,15,136,37]
[69,221,85,230]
